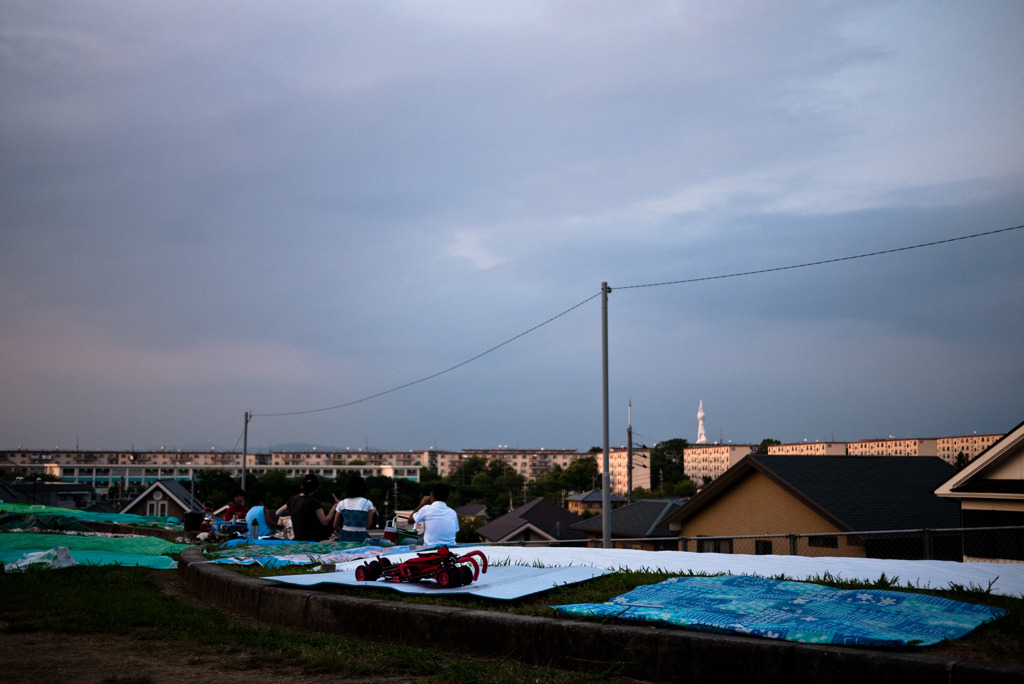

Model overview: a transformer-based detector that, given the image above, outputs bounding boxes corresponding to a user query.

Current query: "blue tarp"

[553,574,1007,648]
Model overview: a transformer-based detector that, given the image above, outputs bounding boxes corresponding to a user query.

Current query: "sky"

[2,1,1023,454]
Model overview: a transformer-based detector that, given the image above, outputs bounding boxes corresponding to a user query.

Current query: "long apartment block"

[1,432,1002,493]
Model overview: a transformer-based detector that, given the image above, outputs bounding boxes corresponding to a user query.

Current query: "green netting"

[0,503,181,528]
[1,547,179,570]
[0,531,189,555]
[0,531,189,570]
[0,514,95,532]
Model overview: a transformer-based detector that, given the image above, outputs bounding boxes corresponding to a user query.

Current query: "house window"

[755,540,773,555]
[808,535,839,548]
[146,500,168,516]
[697,537,733,554]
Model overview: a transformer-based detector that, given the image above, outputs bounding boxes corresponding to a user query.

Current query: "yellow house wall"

[678,472,865,557]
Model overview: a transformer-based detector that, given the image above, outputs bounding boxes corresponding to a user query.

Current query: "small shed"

[122,479,203,520]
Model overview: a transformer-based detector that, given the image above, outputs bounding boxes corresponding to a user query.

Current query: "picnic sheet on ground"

[267,562,613,600]
[206,538,409,568]
[553,574,1007,648]
[212,539,609,598]
[0,532,188,570]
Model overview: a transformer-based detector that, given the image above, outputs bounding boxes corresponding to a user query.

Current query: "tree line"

[186,437,718,522]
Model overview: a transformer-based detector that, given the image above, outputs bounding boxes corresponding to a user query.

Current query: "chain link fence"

[493,526,1024,563]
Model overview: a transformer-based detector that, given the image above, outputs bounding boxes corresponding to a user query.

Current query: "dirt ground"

[1,631,430,684]
[2,570,430,684]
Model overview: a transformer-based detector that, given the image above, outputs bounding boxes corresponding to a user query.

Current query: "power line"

[254,291,602,418]
[616,224,1023,290]
[252,222,1022,420]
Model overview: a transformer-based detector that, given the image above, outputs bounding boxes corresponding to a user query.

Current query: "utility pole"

[627,400,633,505]
[241,411,250,492]
[601,282,611,549]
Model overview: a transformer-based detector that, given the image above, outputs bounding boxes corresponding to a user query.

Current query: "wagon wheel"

[436,569,457,587]
[460,565,473,586]
[379,557,392,568]
[365,560,382,581]
[354,565,368,581]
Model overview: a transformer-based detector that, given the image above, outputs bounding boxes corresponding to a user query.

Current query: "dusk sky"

[3,2,1023,454]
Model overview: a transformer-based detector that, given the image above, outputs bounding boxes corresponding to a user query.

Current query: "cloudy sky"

[2,1,1023,454]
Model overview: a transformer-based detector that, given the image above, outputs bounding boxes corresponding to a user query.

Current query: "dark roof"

[125,478,204,514]
[571,498,685,538]
[453,503,488,518]
[664,455,960,532]
[12,482,95,495]
[475,497,585,542]
[0,480,29,504]
[566,489,626,503]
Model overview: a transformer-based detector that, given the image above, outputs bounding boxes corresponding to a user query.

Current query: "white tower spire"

[696,400,707,444]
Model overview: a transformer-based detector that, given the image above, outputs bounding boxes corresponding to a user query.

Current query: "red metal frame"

[354,545,488,588]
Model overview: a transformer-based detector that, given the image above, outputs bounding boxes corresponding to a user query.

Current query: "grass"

[0,564,620,683]
[4,558,1020,676]
[230,559,1024,664]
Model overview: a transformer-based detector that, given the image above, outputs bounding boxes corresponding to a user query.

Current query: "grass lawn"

[0,564,623,683]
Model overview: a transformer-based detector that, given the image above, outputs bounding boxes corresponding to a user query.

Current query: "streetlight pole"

[601,282,611,549]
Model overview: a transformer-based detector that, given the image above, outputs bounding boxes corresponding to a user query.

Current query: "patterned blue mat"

[553,575,1006,648]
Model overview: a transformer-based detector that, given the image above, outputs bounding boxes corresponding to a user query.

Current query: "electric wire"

[229,429,245,452]
[251,222,1022,421]
[616,224,1023,290]
[254,291,602,418]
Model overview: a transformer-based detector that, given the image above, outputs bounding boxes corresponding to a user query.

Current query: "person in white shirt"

[408,483,459,548]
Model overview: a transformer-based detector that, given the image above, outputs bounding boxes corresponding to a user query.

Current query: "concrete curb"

[177,548,1024,683]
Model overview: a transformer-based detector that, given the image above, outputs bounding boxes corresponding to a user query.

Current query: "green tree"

[650,438,688,489]
[194,469,237,509]
[753,438,781,454]
[563,457,599,492]
[954,451,969,470]
[250,469,294,509]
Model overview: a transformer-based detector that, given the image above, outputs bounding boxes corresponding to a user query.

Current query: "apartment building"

[767,442,847,456]
[682,444,753,484]
[0,447,582,492]
[0,449,424,495]
[596,447,651,496]
[847,438,938,457]
[936,434,1003,465]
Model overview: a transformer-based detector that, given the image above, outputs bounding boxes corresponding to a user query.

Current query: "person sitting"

[276,474,337,542]
[244,493,282,539]
[408,483,458,548]
[222,489,249,522]
[333,475,377,543]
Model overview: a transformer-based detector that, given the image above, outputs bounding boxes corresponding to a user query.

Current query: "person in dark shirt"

[222,489,249,522]
[276,474,336,542]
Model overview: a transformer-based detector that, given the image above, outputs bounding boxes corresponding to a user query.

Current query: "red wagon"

[354,545,488,588]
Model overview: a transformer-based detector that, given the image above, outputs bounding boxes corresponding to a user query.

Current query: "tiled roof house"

[660,455,960,560]
[571,498,686,550]
[475,497,585,545]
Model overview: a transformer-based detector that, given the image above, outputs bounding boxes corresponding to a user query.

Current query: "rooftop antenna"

[696,400,707,444]
[627,400,633,504]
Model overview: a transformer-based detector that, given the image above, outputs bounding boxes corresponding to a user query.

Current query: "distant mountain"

[270,442,347,453]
